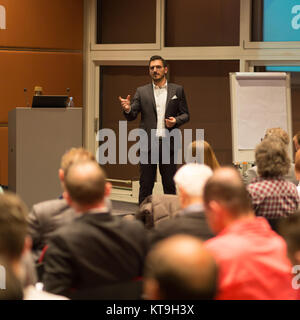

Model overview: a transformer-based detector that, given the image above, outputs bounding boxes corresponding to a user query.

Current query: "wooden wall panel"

[97,0,156,44]
[0,127,8,185]
[0,0,83,50]
[165,0,240,47]
[0,51,83,123]
[291,73,300,140]
[169,60,240,165]
[100,66,149,181]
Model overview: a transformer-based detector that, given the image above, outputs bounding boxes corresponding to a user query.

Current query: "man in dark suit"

[119,55,190,204]
[28,148,97,262]
[149,164,214,247]
[43,160,147,298]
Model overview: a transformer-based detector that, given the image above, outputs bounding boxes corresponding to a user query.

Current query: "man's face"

[149,59,167,83]
[204,201,225,235]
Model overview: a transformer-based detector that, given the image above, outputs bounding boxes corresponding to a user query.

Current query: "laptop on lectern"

[31,95,68,108]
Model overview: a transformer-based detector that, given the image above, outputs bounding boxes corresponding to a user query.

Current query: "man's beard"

[152,73,165,83]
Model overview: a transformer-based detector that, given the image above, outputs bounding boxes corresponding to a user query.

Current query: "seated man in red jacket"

[203,167,296,300]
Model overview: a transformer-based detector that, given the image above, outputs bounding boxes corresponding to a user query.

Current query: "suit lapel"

[165,83,176,114]
[147,84,157,117]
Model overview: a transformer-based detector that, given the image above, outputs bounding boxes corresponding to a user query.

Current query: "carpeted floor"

[111,200,139,216]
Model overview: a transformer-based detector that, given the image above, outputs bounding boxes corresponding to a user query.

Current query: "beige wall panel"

[0,51,83,123]
[0,127,8,186]
[0,0,83,50]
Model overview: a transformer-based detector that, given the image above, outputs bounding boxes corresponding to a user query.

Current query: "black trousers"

[138,139,177,205]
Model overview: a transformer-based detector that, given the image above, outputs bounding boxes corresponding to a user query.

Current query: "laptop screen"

[31,95,68,108]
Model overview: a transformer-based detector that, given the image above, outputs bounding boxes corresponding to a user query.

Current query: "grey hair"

[256,137,290,178]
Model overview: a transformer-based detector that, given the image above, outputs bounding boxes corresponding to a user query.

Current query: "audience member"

[0,258,23,300]
[0,192,67,300]
[28,147,96,261]
[144,235,217,300]
[247,137,299,228]
[243,128,298,185]
[293,131,300,152]
[279,212,300,266]
[295,149,300,198]
[203,167,297,300]
[187,140,220,170]
[278,212,300,298]
[149,164,214,246]
[43,161,147,298]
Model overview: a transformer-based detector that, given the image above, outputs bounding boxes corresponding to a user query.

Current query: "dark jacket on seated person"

[28,198,77,261]
[43,211,148,298]
[148,203,214,247]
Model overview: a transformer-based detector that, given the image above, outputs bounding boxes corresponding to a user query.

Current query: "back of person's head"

[190,140,220,171]
[203,167,252,216]
[60,148,96,173]
[144,235,217,300]
[295,149,300,179]
[174,163,213,198]
[0,193,28,262]
[264,127,290,146]
[293,131,300,151]
[256,136,290,178]
[0,258,23,300]
[278,212,300,265]
[64,161,107,208]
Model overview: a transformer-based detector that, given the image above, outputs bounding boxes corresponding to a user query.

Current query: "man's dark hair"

[64,161,106,206]
[203,167,253,216]
[144,236,218,300]
[149,55,167,67]
[278,211,300,258]
[0,193,28,261]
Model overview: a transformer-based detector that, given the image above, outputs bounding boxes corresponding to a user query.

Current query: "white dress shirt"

[153,81,167,137]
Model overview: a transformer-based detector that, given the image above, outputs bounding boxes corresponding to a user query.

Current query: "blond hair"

[191,141,220,171]
[60,148,96,172]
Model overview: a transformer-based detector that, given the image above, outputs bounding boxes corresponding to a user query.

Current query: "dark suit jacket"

[123,83,190,150]
[43,212,148,297]
[148,210,214,247]
[28,198,77,261]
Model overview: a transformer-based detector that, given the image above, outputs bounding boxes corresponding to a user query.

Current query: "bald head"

[144,235,217,300]
[203,167,252,216]
[64,161,107,207]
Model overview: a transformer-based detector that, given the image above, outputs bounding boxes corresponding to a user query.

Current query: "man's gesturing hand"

[165,117,176,128]
[118,95,131,113]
